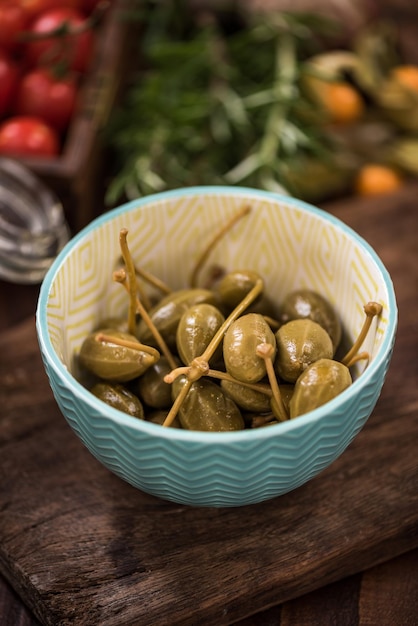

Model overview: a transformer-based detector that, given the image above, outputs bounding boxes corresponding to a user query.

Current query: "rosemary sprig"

[105,2,340,205]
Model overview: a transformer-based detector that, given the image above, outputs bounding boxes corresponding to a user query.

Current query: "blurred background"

[1,0,418,279]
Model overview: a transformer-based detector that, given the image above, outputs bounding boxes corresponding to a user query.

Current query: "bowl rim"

[36,185,398,444]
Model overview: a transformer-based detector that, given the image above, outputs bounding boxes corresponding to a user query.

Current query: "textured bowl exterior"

[36,187,397,507]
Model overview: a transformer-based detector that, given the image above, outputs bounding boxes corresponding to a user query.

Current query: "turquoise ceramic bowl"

[36,187,397,507]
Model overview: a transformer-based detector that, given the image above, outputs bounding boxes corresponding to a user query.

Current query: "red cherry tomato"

[16,68,78,132]
[0,3,28,53]
[0,52,20,118]
[0,116,60,157]
[25,8,94,74]
[18,0,84,21]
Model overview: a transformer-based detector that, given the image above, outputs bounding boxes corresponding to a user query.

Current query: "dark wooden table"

[1,185,417,625]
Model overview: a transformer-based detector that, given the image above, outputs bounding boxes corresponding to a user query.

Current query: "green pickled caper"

[90,382,144,419]
[274,318,333,383]
[220,378,272,413]
[79,328,159,382]
[134,357,178,409]
[289,358,352,417]
[217,269,276,317]
[223,313,277,384]
[146,410,182,428]
[217,270,261,309]
[172,376,245,432]
[136,288,221,349]
[176,303,225,366]
[279,289,342,352]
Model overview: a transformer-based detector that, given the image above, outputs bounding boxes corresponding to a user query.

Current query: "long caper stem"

[164,366,190,384]
[164,356,210,387]
[134,278,152,312]
[113,270,178,370]
[207,369,273,395]
[162,377,193,428]
[116,256,153,310]
[344,351,370,369]
[162,357,211,426]
[95,332,160,360]
[262,315,281,330]
[256,343,289,422]
[202,264,226,290]
[165,366,272,394]
[119,229,139,335]
[341,302,382,367]
[189,204,251,288]
[134,263,172,297]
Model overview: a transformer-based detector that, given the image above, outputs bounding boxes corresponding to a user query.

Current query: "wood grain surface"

[0,185,417,626]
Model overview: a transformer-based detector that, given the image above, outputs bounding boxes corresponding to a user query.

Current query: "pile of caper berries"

[78,215,382,432]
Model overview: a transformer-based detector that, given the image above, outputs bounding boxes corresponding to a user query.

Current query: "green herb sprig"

[105,1,342,205]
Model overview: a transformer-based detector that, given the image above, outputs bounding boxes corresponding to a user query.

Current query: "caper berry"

[134,357,177,409]
[279,289,342,352]
[136,288,221,348]
[176,303,225,365]
[223,313,277,384]
[90,382,144,419]
[79,329,159,382]
[217,269,261,309]
[220,379,271,413]
[172,376,245,432]
[274,319,333,383]
[217,269,276,317]
[289,358,352,417]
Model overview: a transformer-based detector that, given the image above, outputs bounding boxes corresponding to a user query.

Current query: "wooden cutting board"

[0,191,417,626]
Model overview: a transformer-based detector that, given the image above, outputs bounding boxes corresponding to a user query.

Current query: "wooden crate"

[18,0,137,233]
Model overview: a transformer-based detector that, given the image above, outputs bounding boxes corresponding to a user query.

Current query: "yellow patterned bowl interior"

[36,187,397,507]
